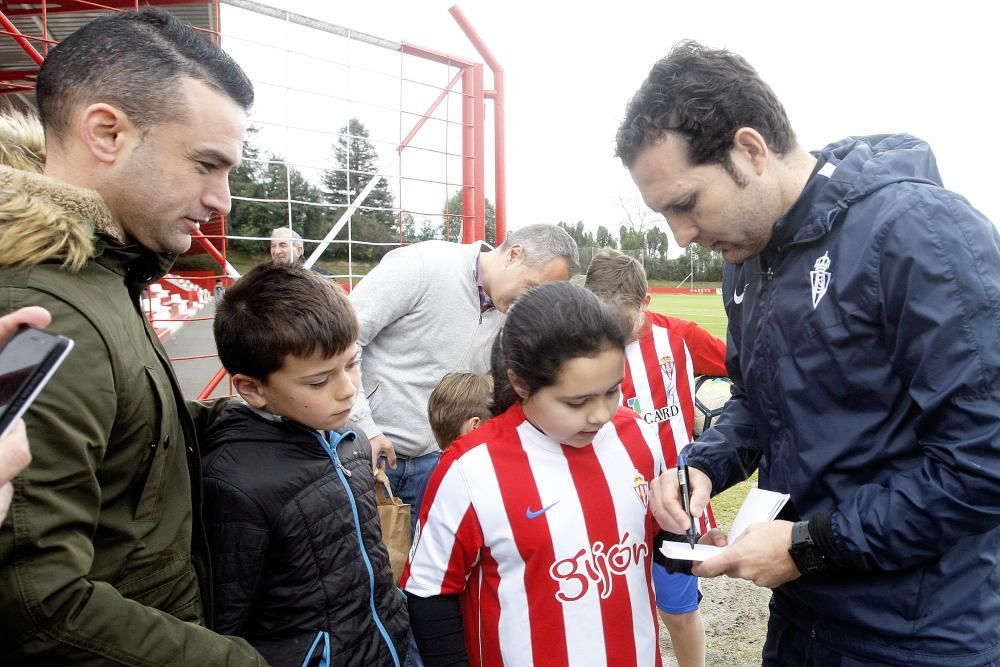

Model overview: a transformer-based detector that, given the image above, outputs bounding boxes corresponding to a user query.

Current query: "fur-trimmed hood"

[0,112,121,271]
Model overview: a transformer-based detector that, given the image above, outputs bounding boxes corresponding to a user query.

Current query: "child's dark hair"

[490,282,627,415]
[214,262,358,381]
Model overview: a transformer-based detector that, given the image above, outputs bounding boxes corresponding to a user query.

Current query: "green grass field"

[646,291,756,532]
[648,293,728,339]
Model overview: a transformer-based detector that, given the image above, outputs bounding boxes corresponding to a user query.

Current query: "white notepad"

[660,487,790,562]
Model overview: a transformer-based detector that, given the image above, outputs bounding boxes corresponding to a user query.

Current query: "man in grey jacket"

[349,224,579,523]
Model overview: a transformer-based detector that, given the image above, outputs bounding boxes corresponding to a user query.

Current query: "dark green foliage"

[557,221,595,250]
[320,118,398,260]
[595,225,617,250]
[226,126,328,259]
[440,190,496,245]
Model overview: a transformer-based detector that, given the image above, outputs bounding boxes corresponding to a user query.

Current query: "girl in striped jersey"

[586,248,727,667]
[403,282,668,667]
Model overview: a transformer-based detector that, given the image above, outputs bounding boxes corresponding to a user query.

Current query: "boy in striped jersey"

[586,248,727,667]
[404,282,666,667]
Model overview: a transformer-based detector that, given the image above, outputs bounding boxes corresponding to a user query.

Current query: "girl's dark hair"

[489,282,627,416]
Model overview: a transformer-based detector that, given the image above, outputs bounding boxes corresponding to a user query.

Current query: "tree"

[443,190,496,246]
[415,219,438,242]
[616,193,657,258]
[400,212,417,243]
[226,127,327,256]
[224,126,267,253]
[687,244,725,282]
[321,118,397,244]
[595,225,617,249]
[618,223,647,254]
[557,221,595,250]
[644,226,672,260]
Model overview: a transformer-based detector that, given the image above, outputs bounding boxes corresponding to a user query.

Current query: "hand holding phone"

[0,323,74,438]
[1,306,59,526]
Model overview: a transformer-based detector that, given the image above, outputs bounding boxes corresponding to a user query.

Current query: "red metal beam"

[397,68,464,154]
[473,63,485,243]
[461,67,475,244]
[490,72,506,243]
[0,69,39,81]
[400,40,475,69]
[449,5,506,242]
[191,228,228,268]
[0,9,44,64]
[0,0,209,16]
[196,366,229,400]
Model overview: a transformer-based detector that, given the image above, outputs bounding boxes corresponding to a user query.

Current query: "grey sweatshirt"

[349,241,504,457]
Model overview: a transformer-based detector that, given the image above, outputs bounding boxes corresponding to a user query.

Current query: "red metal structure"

[1,0,506,399]
[2,0,506,253]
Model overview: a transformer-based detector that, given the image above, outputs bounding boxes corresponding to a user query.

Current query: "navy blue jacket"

[687,135,1000,665]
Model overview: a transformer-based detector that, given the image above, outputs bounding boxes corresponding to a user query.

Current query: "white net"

[208,0,486,286]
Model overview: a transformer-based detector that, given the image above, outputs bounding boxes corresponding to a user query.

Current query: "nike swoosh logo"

[526,501,560,519]
[733,282,750,304]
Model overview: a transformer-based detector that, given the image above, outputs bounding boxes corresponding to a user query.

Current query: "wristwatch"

[788,520,827,575]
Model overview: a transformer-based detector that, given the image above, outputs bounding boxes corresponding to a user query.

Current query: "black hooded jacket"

[202,404,408,667]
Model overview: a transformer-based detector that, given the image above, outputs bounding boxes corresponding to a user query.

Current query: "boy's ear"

[459,416,482,437]
[642,292,652,309]
[232,373,268,409]
[507,369,530,400]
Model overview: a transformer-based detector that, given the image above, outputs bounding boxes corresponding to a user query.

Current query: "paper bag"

[374,468,411,585]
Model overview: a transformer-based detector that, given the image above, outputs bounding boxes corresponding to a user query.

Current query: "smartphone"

[0,325,74,438]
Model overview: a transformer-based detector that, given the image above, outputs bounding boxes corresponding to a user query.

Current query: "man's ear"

[507,369,530,400]
[232,373,268,409]
[79,103,137,165]
[732,127,770,176]
[505,244,524,266]
[642,292,652,310]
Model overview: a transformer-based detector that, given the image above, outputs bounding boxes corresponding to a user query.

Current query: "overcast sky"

[223,0,999,251]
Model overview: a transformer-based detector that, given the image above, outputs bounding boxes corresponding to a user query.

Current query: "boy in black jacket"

[204,263,408,667]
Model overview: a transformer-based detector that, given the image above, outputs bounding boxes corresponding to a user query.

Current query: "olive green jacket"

[0,119,264,665]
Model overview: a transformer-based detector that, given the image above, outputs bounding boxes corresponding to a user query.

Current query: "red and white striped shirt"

[621,312,727,534]
[403,403,665,667]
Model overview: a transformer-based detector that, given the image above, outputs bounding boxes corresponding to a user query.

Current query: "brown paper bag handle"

[374,468,400,506]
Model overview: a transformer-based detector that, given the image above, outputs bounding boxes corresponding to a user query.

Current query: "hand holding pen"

[677,453,698,549]
[648,457,713,537]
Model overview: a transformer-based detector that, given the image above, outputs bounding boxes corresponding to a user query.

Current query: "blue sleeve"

[831,190,1000,571]
[684,272,762,493]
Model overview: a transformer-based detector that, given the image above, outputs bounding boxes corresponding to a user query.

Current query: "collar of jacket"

[763,134,945,261]
[208,402,359,455]
[93,234,177,292]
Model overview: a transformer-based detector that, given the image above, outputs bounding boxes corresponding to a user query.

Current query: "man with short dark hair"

[0,8,264,664]
[631,41,1000,666]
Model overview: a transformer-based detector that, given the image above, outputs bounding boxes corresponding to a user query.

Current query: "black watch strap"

[789,520,827,575]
